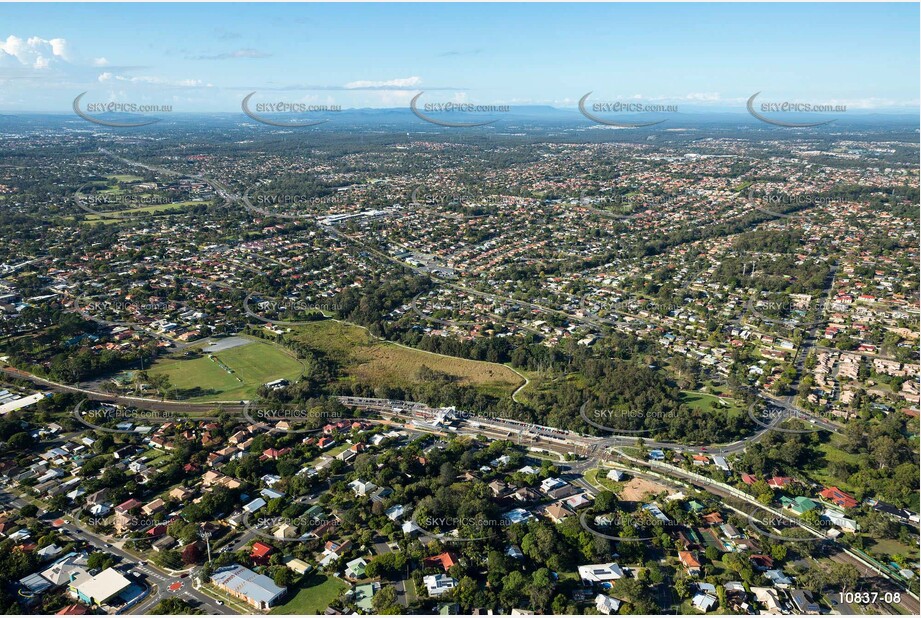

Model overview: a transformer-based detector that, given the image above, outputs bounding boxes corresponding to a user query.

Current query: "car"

[139,561,146,566]
[131,571,142,578]
[105,543,112,548]
[216,601,224,606]
[180,573,189,578]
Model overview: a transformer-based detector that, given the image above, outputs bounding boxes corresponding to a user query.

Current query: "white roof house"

[243,497,267,513]
[503,508,533,524]
[578,563,624,584]
[692,592,718,612]
[595,594,622,615]
[423,574,458,596]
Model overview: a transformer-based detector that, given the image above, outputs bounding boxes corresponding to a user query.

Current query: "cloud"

[188,48,271,60]
[98,72,210,88]
[437,49,483,57]
[343,76,422,90]
[213,28,242,41]
[0,35,71,69]
[93,57,109,67]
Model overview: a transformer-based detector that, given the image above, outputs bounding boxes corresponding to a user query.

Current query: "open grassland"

[284,320,523,398]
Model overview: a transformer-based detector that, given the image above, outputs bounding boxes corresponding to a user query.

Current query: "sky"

[0,2,918,113]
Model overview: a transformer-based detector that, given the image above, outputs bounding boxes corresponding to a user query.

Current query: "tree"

[87,552,116,572]
[371,586,399,613]
[674,577,692,599]
[595,490,617,512]
[273,567,295,588]
[527,568,554,612]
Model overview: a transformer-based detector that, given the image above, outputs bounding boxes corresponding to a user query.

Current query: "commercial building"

[211,564,287,610]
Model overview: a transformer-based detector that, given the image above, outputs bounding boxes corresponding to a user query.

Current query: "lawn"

[146,336,305,401]
[808,437,862,491]
[680,390,743,414]
[867,538,920,563]
[270,574,348,615]
[585,468,624,493]
[285,320,523,398]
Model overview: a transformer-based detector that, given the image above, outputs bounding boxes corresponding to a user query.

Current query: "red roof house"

[423,551,459,572]
[819,486,858,509]
[250,541,275,565]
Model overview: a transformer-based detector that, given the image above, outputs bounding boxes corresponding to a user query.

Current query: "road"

[2,362,843,454]
[607,450,920,615]
[0,489,234,615]
[2,375,914,614]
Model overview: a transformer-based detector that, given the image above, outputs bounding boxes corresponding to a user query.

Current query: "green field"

[808,438,864,492]
[82,200,206,223]
[284,320,523,398]
[147,336,305,401]
[585,468,624,493]
[105,174,144,182]
[681,390,743,414]
[270,574,348,615]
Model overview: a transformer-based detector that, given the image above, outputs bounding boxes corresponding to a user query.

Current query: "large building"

[71,568,132,607]
[211,564,287,610]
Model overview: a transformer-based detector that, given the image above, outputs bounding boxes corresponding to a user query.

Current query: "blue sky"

[1,2,918,112]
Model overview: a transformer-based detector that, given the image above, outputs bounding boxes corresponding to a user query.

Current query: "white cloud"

[343,76,422,90]
[98,72,208,88]
[0,35,70,69]
[188,48,271,60]
[93,57,109,66]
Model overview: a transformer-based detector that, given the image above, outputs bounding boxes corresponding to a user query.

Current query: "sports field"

[147,336,305,401]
